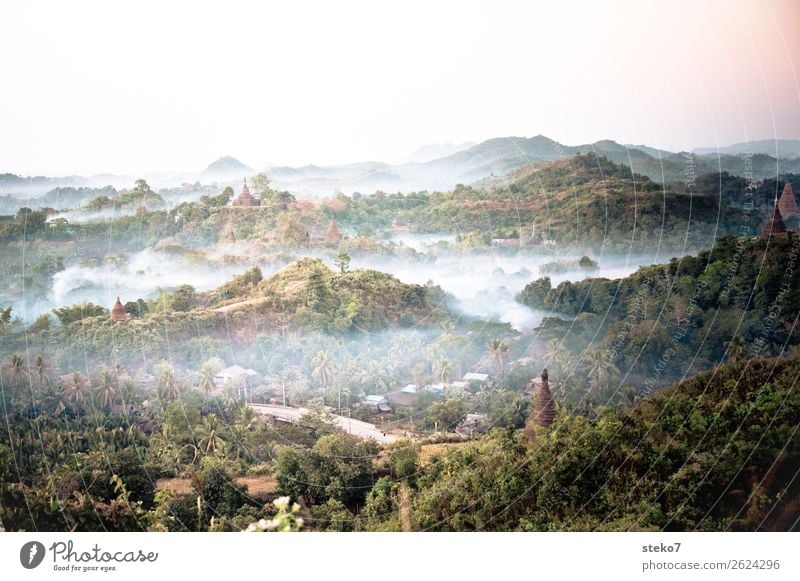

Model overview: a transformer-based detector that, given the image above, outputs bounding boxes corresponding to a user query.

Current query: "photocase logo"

[20,541,46,569]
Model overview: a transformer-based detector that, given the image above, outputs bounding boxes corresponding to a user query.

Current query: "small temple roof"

[778,182,799,219]
[763,199,788,238]
[111,296,127,322]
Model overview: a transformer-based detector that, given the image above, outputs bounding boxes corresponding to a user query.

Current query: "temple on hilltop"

[523,368,556,443]
[110,297,128,322]
[232,177,260,207]
[762,198,789,239]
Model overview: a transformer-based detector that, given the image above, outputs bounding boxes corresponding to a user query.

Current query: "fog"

[14,230,672,339]
[356,238,666,332]
[46,248,275,314]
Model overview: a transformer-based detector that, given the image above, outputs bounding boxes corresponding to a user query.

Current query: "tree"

[52,302,107,325]
[545,339,570,377]
[95,369,118,410]
[426,399,466,432]
[32,355,49,388]
[333,252,351,274]
[276,212,307,247]
[488,339,510,376]
[311,350,337,411]
[0,305,12,328]
[5,353,28,389]
[433,357,453,384]
[275,433,379,506]
[197,363,217,397]
[725,334,746,364]
[156,365,179,403]
[63,372,89,405]
[583,349,620,393]
[196,413,225,456]
[170,285,197,312]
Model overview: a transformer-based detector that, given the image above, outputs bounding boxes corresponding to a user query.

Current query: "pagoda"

[778,182,799,220]
[110,297,128,322]
[232,177,260,207]
[762,198,788,239]
[523,368,556,443]
[325,220,343,244]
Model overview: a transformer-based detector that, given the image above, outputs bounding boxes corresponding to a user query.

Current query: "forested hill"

[0,259,448,372]
[377,154,746,251]
[406,353,800,531]
[518,234,800,384]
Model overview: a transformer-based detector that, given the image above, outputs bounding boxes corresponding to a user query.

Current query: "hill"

[203,156,252,176]
[350,154,747,251]
[519,234,800,385]
[406,353,800,531]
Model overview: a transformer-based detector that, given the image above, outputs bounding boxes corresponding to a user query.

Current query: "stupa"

[110,297,128,322]
[232,177,260,207]
[762,198,788,239]
[778,182,799,220]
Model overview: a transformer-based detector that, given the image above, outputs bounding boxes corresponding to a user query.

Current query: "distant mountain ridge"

[693,139,800,158]
[400,141,476,164]
[3,137,800,200]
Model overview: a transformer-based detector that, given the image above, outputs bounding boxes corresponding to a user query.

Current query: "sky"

[1,0,799,175]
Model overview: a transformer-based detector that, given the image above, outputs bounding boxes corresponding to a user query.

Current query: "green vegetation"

[519,235,800,393]
[405,354,800,531]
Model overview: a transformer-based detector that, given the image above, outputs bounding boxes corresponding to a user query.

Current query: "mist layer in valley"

[15,230,669,335]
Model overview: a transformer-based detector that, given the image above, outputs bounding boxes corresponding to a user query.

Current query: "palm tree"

[311,351,334,388]
[157,367,179,403]
[312,350,338,410]
[63,372,89,405]
[488,339,510,376]
[117,379,140,412]
[32,355,49,388]
[0,305,12,328]
[545,339,569,376]
[583,349,621,392]
[197,413,225,455]
[725,334,747,364]
[222,387,242,414]
[197,363,216,397]
[5,353,28,389]
[95,369,118,410]
[228,406,258,460]
[433,357,453,384]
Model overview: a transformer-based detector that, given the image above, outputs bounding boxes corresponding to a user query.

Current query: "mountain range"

[2,137,799,200]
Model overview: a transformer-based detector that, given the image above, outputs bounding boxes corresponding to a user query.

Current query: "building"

[778,182,799,220]
[457,413,489,436]
[325,220,343,244]
[363,394,391,412]
[110,297,128,322]
[523,369,557,443]
[232,177,260,207]
[385,386,419,408]
[763,199,789,239]
[214,365,258,386]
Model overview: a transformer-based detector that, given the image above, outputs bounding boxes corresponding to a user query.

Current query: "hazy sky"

[2,0,799,175]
